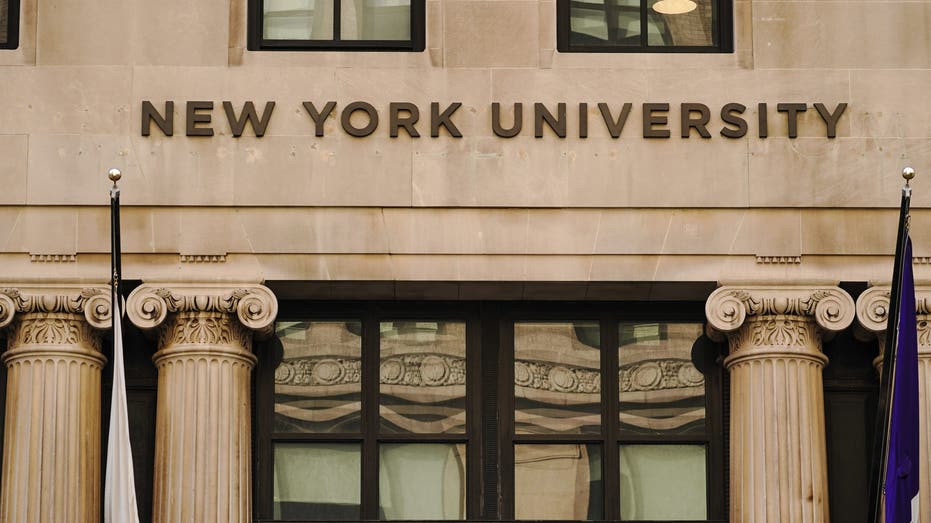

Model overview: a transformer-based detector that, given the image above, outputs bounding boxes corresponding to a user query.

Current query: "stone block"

[412,136,569,206]
[850,71,931,139]
[27,134,137,205]
[236,208,389,253]
[0,135,28,204]
[753,2,931,69]
[132,0,229,66]
[37,0,132,65]
[444,1,538,68]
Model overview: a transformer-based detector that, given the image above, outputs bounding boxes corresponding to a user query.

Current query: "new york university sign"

[140,100,848,139]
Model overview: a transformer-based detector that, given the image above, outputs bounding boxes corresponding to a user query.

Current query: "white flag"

[104,300,141,523]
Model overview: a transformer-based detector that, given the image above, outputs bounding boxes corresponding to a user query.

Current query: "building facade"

[0,0,930,520]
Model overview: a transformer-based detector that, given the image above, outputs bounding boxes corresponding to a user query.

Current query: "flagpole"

[867,166,915,523]
[109,168,121,318]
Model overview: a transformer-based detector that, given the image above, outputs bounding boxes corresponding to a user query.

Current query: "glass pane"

[515,321,601,435]
[380,321,466,434]
[379,443,466,520]
[648,0,713,46]
[264,0,334,40]
[515,444,603,520]
[569,0,641,47]
[620,444,706,520]
[275,321,362,433]
[341,0,410,40]
[618,322,705,434]
[273,442,361,520]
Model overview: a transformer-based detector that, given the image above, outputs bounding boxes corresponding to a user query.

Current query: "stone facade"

[1,0,930,520]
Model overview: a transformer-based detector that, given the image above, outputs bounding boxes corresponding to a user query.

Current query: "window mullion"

[361,312,380,520]
[640,0,649,48]
[602,317,621,520]
[333,0,342,41]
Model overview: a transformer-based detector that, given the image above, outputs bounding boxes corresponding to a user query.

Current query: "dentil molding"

[126,283,278,337]
[705,286,855,339]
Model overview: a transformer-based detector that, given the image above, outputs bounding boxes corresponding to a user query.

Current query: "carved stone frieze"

[126,283,278,340]
[856,285,931,355]
[274,353,465,388]
[158,312,254,352]
[0,285,111,331]
[7,314,104,353]
[620,358,704,392]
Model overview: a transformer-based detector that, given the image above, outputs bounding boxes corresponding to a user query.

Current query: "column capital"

[126,283,278,336]
[705,285,855,339]
[856,286,931,357]
[0,285,112,331]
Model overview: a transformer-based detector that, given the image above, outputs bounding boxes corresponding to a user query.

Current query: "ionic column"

[706,286,855,522]
[127,284,277,523]
[0,286,111,522]
[856,286,931,522]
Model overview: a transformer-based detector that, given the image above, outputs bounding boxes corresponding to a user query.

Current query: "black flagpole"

[867,166,915,523]
[109,168,122,325]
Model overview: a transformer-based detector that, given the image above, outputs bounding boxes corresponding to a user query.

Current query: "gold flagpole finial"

[903,167,916,185]
[108,168,122,186]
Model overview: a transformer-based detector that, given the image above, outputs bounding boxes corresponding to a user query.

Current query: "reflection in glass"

[341,0,411,40]
[618,322,705,434]
[275,321,362,433]
[568,0,713,47]
[620,444,706,520]
[515,444,603,520]
[379,443,466,520]
[264,0,334,40]
[273,443,361,520]
[380,321,466,434]
[515,322,601,434]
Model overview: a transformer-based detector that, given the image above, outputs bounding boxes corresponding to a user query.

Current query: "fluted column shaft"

[857,287,931,522]
[127,284,277,523]
[707,286,855,523]
[0,287,111,523]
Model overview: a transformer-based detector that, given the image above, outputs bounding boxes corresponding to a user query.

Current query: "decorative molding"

[276,357,362,386]
[29,254,77,263]
[126,283,278,338]
[755,256,801,265]
[158,312,254,351]
[515,360,600,394]
[0,286,111,331]
[180,254,227,263]
[381,353,465,387]
[705,286,855,338]
[856,286,931,354]
[725,317,818,356]
[619,358,704,392]
[914,257,931,265]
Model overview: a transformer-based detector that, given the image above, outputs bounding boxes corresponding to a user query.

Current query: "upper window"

[0,0,19,50]
[248,0,425,51]
[255,302,725,522]
[556,0,732,52]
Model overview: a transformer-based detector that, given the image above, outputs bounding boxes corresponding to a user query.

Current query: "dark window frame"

[255,300,726,523]
[247,0,425,52]
[555,0,733,53]
[0,0,20,50]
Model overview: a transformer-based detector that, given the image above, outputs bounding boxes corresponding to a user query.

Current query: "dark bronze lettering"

[777,103,807,138]
[598,103,632,138]
[389,102,420,138]
[814,102,847,138]
[758,103,768,138]
[303,101,337,137]
[223,101,275,137]
[720,103,748,139]
[680,103,711,138]
[186,101,214,137]
[431,102,462,138]
[341,101,379,137]
[142,100,174,137]
[492,102,522,138]
[534,103,566,138]
[579,103,588,139]
[642,103,670,138]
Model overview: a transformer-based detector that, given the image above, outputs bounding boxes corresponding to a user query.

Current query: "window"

[0,0,19,50]
[556,0,732,52]
[248,0,425,51]
[256,302,725,522]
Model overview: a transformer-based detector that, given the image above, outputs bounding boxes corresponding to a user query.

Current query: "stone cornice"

[705,285,855,339]
[0,285,112,331]
[126,283,278,337]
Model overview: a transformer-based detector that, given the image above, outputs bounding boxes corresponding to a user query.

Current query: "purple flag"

[885,237,920,523]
